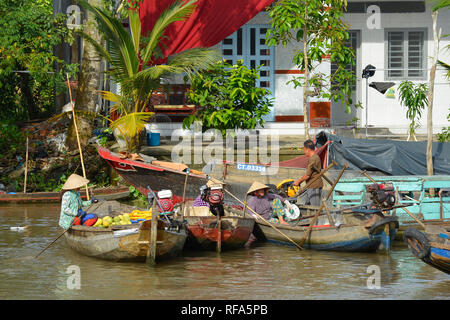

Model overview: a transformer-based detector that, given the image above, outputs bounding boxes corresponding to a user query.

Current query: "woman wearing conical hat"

[58,174,98,230]
[246,181,289,225]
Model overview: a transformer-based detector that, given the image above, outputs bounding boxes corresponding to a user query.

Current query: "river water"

[0,203,449,300]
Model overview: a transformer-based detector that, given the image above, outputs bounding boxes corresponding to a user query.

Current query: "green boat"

[331,175,450,239]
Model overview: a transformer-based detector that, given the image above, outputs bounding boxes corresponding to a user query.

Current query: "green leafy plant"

[79,0,220,151]
[0,121,26,157]
[183,60,273,136]
[0,0,77,121]
[128,185,147,203]
[437,112,450,142]
[266,0,356,138]
[398,80,428,141]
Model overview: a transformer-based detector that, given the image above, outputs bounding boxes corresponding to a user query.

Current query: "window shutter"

[407,31,424,78]
[388,31,405,78]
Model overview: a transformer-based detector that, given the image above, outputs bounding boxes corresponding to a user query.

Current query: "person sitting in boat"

[58,174,98,230]
[292,139,323,207]
[246,182,290,225]
[193,178,224,208]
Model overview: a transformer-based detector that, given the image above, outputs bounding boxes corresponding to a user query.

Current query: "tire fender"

[403,228,430,259]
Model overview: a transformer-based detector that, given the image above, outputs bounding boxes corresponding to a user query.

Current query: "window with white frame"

[385,29,427,80]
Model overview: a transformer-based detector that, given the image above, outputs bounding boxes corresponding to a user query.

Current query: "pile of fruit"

[93,213,132,228]
[128,209,152,221]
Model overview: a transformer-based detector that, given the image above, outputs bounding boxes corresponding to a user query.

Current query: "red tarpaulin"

[139,0,275,61]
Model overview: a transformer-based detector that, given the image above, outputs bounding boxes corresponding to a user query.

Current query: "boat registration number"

[236,163,266,172]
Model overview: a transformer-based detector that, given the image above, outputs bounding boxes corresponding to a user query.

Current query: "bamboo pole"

[23,137,29,193]
[182,168,190,217]
[293,161,337,198]
[298,164,348,247]
[147,198,158,265]
[35,215,81,259]
[66,74,90,200]
[216,212,222,253]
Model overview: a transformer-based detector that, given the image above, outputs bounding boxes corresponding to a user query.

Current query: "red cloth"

[139,0,275,62]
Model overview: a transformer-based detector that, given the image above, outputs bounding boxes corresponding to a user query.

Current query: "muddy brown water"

[0,203,449,300]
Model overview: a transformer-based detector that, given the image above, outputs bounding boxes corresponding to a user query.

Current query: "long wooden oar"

[223,188,303,250]
[298,163,348,247]
[182,168,190,217]
[23,137,29,193]
[35,215,81,259]
[66,74,90,201]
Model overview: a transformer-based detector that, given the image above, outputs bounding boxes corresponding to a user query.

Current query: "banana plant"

[79,0,220,151]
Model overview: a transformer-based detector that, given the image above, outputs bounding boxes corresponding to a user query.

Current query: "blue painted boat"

[403,226,450,274]
[252,209,398,253]
[331,175,450,237]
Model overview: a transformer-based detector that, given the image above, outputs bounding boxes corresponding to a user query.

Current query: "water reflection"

[0,204,448,300]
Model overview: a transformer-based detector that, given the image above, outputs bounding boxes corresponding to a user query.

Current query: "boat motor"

[365,183,396,209]
[202,183,225,217]
[157,189,174,213]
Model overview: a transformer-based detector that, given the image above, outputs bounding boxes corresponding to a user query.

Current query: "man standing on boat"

[292,139,323,207]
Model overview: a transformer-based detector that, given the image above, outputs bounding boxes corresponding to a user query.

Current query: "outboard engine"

[202,183,225,217]
[157,189,174,213]
[366,183,396,209]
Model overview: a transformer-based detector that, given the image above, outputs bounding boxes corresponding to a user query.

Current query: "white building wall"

[344,2,450,134]
[148,2,449,136]
[245,3,450,134]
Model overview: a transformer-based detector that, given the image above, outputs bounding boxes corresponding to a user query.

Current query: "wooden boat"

[175,202,255,251]
[97,146,374,206]
[0,186,130,204]
[64,218,188,262]
[331,175,450,240]
[98,146,208,203]
[403,225,450,274]
[248,206,399,252]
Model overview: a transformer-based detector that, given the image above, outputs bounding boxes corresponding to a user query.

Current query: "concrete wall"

[244,2,450,134]
[343,1,450,134]
[147,1,449,136]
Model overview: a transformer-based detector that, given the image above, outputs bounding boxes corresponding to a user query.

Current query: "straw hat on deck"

[247,181,270,195]
[62,174,90,190]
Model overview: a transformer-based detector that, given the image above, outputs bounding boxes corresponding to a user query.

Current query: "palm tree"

[79,0,220,151]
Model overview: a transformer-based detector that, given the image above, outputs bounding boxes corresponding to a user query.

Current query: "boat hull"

[0,187,130,204]
[64,220,187,262]
[254,215,398,253]
[404,227,450,274]
[183,216,255,251]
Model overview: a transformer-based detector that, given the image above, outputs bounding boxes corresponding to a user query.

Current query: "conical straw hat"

[247,181,269,195]
[62,174,90,190]
[206,177,225,188]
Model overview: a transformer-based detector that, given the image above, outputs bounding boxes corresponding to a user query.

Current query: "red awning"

[139,0,275,61]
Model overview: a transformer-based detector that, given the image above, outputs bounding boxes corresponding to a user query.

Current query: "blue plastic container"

[147,132,160,146]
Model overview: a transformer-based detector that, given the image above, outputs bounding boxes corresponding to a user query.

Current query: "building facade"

[147,1,450,137]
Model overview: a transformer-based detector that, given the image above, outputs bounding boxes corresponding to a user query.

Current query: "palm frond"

[48,110,112,124]
[141,0,198,64]
[76,29,112,63]
[80,0,139,79]
[110,112,155,139]
[98,90,130,115]
[168,48,221,80]
[129,10,141,55]
[437,60,450,79]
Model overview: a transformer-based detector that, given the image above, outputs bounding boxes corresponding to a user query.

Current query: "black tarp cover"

[321,132,450,175]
